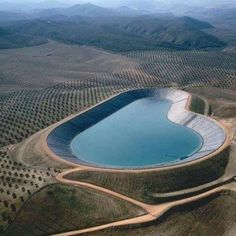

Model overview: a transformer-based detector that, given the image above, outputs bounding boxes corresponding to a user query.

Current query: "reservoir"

[70,97,203,168]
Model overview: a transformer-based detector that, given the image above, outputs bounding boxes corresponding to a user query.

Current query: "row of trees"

[120,50,236,89]
[1,56,235,148]
[125,50,236,70]
[0,148,58,231]
[0,48,235,231]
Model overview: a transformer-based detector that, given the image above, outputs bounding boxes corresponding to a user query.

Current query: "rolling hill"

[0,11,31,22]
[115,16,222,49]
[0,3,226,51]
[5,14,226,51]
[37,3,117,18]
[0,27,47,49]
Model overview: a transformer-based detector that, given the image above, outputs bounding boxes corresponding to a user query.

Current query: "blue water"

[70,98,203,168]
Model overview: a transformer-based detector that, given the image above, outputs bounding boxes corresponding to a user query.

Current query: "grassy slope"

[6,184,145,236]
[91,189,236,236]
[66,147,229,204]
[189,95,207,115]
[187,87,236,118]
[0,147,58,232]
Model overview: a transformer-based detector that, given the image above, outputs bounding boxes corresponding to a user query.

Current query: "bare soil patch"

[0,41,136,92]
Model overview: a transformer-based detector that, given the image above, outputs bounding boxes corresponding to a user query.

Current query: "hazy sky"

[2,0,233,4]
[1,0,235,10]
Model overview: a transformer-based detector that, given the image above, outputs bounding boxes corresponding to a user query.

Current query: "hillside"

[37,3,117,18]
[0,27,47,49]
[90,190,236,236]
[0,11,31,22]
[0,47,235,234]
[197,8,236,46]
[0,41,136,92]
[169,6,236,46]
[4,14,226,51]
[115,16,222,49]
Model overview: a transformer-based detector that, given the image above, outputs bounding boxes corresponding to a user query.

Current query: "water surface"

[70,98,202,168]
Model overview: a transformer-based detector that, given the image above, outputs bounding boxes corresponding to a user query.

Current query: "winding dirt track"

[45,91,234,236]
[52,168,236,236]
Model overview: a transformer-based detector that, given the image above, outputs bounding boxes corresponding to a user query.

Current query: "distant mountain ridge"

[0,3,227,51]
[37,3,117,18]
[0,27,47,49]
[0,11,31,22]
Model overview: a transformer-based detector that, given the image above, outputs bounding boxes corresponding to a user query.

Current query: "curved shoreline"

[9,88,234,236]
[46,88,228,170]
